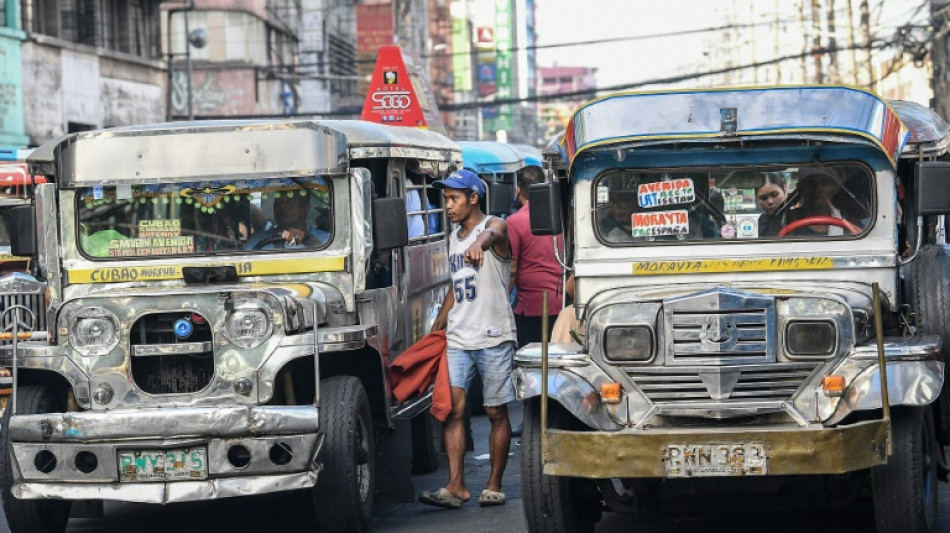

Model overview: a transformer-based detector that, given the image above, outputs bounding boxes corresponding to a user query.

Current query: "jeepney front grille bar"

[0,293,46,346]
[626,362,819,403]
[668,309,771,364]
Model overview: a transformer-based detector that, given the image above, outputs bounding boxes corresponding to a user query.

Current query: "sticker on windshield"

[638,179,695,208]
[736,216,758,239]
[138,220,181,238]
[631,210,689,238]
[720,223,736,239]
[107,236,195,257]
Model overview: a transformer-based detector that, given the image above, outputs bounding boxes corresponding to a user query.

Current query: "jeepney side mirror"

[6,204,37,257]
[489,181,514,216]
[373,197,409,249]
[528,181,562,236]
[915,161,950,215]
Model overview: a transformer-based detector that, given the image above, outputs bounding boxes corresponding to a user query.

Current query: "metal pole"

[541,290,549,464]
[872,282,892,456]
[184,9,194,120]
[10,307,19,416]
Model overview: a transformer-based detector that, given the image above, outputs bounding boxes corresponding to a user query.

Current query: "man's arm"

[508,218,521,291]
[463,217,510,267]
[431,283,455,332]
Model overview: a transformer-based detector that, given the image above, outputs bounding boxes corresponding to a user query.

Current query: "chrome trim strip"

[132,342,213,357]
[9,406,319,442]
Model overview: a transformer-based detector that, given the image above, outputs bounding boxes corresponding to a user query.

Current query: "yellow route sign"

[67,256,346,284]
[633,257,834,276]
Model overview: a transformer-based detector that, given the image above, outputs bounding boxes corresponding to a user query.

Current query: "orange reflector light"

[600,382,622,404]
[822,375,846,397]
[0,368,9,377]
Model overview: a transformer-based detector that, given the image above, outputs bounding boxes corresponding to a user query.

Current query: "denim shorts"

[446,341,516,407]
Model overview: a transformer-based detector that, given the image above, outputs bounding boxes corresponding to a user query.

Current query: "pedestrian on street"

[419,169,517,510]
[508,165,564,348]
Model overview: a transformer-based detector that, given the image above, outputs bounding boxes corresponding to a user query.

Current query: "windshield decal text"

[638,179,695,208]
[631,210,689,238]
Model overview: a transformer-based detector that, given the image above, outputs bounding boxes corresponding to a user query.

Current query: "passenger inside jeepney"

[598,188,638,242]
[785,169,869,236]
[755,175,788,237]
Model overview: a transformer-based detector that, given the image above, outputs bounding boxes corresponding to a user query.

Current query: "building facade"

[0,0,29,149]
[19,0,165,146]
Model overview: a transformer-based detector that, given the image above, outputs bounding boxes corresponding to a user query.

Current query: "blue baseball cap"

[434,169,486,196]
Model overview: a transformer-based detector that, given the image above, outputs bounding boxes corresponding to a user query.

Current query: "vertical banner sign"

[356,4,395,97]
[361,45,446,134]
[451,17,472,92]
[490,0,513,131]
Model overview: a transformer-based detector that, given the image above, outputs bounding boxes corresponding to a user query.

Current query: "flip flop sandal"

[478,489,506,507]
[418,487,464,509]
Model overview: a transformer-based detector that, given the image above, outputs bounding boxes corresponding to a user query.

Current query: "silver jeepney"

[0,120,460,533]
[518,86,950,533]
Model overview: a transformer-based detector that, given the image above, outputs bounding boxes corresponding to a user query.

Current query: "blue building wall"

[0,0,28,148]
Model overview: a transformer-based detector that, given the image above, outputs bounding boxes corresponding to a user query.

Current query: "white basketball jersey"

[446,215,517,349]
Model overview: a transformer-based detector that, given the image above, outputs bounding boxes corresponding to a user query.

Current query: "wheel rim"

[355,414,371,502]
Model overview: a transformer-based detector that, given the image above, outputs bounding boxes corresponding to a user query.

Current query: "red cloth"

[388,331,452,422]
[508,204,564,316]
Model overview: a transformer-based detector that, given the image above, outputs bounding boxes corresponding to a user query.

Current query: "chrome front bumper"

[8,406,322,503]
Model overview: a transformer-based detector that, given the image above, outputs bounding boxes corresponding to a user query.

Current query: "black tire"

[0,385,70,533]
[410,412,441,474]
[871,406,939,533]
[313,376,375,533]
[521,399,599,533]
[912,245,950,442]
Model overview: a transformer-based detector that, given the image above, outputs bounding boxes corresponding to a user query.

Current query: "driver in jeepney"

[597,176,639,242]
[245,191,330,249]
[785,168,869,236]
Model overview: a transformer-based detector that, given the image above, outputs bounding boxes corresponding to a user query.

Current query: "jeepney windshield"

[593,163,873,244]
[76,177,332,259]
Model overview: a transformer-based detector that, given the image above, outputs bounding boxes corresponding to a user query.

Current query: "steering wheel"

[249,232,321,250]
[776,216,861,238]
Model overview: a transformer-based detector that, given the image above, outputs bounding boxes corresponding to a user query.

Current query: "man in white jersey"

[418,169,517,509]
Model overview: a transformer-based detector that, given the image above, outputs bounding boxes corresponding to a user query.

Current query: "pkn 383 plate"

[664,443,767,477]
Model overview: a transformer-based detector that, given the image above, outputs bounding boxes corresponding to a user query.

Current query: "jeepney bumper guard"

[6,405,323,504]
[541,420,888,479]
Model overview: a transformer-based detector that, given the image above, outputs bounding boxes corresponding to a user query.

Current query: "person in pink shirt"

[507,165,564,347]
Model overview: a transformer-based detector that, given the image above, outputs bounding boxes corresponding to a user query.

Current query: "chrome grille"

[669,309,769,363]
[627,362,820,403]
[130,312,214,394]
[0,292,46,345]
[663,289,776,365]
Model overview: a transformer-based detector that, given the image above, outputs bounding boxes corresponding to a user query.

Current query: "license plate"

[118,448,208,482]
[664,443,767,477]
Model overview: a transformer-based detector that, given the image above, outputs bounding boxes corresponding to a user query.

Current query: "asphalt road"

[0,401,948,532]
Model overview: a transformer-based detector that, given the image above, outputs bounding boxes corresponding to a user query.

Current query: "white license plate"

[118,447,208,482]
[664,443,767,477]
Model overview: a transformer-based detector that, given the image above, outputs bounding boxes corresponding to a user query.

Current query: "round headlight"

[604,326,655,362]
[786,320,837,357]
[225,302,273,349]
[68,308,120,356]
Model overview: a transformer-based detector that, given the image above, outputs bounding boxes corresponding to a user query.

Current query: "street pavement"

[0,400,948,532]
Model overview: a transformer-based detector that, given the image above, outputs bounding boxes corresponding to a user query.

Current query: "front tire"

[521,399,599,533]
[0,385,71,533]
[313,376,375,533]
[872,406,939,533]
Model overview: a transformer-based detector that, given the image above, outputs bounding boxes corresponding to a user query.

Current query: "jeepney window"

[593,163,873,244]
[407,170,445,244]
[76,177,332,259]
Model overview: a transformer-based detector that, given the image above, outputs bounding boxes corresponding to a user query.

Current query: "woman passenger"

[756,175,787,237]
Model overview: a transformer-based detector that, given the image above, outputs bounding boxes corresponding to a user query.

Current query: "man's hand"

[430,315,447,332]
[281,227,307,245]
[463,242,485,267]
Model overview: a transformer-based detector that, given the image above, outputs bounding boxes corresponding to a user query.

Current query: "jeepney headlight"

[68,308,120,357]
[604,326,655,362]
[225,301,273,349]
[786,320,837,357]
